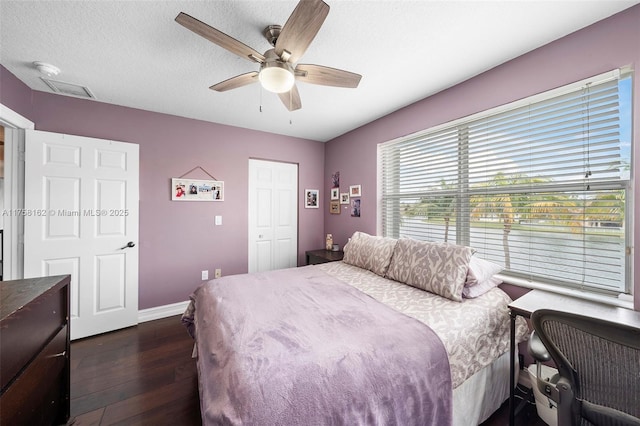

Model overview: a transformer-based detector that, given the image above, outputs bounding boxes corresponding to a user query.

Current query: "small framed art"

[331,171,340,188]
[172,178,224,201]
[305,189,319,208]
[340,192,350,204]
[330,200,340,214]
[351,198,361,217]
[349,185,362,197]
[330,188,340,200]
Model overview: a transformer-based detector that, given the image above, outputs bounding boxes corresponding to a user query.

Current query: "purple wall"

[1,70,325,309]
[0,67,33,119]
[324,4,640,310]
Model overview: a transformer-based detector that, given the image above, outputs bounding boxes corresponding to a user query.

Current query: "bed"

[183,232,529,425]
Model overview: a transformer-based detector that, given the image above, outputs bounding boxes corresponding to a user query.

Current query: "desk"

[507,289,640,425]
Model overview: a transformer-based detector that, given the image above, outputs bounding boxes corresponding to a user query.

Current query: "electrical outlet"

[214,268,221,278]
[201,270,208,280]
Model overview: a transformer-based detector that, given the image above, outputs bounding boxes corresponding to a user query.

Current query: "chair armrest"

[528,330,551,362]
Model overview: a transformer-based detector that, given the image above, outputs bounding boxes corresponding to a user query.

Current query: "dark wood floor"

[68,315,545,426]
[480,389,546,426]
[68,316,201,425]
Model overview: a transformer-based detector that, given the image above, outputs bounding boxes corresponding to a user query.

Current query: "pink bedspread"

[183,266,452,425]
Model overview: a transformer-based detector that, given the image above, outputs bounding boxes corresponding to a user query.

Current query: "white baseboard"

[138,300,190,323]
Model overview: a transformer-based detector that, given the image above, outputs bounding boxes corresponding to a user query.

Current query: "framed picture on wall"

[305,189,319,208]
[172,178,224,201]
[330,188,339,200]
[331,171,340,188]
[351,198,361,217]
[349,185,362,197]
[330,200,340,214]
[340,192,350,204]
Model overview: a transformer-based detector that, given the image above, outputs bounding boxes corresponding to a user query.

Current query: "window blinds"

[380,71,631,295]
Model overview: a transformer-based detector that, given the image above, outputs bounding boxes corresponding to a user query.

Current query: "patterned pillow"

[386,238,474,302]
[342,232,398,277]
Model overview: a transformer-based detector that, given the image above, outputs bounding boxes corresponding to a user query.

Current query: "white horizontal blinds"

[467,78,626,293]
[467,79,622,187]
[468,188,626,292]
[380,72,630,295]
[381,127,461,242]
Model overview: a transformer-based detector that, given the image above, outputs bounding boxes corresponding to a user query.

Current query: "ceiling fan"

[175,0,361,111]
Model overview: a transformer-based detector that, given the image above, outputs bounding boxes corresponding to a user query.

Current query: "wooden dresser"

[0,275,71,425]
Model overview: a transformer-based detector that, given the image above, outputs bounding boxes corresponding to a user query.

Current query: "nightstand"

[305,249,344,265]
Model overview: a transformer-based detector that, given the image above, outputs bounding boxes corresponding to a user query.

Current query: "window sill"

[496,274,634,310]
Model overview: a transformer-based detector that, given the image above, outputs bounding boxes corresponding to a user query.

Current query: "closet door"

[248,159,298,273]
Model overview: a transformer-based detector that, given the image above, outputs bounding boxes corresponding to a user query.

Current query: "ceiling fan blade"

[278,84,302,111]
[295,64,361,88]
[275,0,329,63]
[176,12,265,63]
[210,72,259,92]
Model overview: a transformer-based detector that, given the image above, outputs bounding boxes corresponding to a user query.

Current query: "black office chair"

[530,309,640,426]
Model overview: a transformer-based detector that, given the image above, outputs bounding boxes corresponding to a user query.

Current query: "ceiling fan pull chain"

[259,86,263,113]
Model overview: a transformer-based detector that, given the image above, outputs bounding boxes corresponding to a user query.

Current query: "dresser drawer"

[0,283,66,391]
[0,325,68,425]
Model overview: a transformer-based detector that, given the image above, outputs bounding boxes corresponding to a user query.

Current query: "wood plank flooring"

[67,315,544,426]
[68,316,201,425]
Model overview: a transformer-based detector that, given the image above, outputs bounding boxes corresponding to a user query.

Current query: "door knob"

[120,241,136,249]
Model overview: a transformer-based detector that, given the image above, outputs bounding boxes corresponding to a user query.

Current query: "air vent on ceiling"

[41,78,96,100]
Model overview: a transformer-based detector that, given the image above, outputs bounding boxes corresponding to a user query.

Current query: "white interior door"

[24,130,139,340]
[248,159,298,273]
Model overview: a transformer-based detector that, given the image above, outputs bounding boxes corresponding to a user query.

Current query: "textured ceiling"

[1,1,638,142]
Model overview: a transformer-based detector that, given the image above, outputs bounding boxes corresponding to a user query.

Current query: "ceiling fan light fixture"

[259,63,295,94]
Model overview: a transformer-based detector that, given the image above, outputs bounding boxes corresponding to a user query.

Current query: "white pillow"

[465,256,503,287]
[462,256,504,298]
[463,276,502,298]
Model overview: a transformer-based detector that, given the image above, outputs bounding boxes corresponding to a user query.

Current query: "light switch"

[215,215,222,226]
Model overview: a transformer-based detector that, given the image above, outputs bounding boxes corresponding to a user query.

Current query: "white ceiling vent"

[41,78,96,100]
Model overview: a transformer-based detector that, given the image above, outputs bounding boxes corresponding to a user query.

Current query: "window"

[379,70,632,297]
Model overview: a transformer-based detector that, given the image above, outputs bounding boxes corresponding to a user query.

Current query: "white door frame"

[1,103,34,280]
